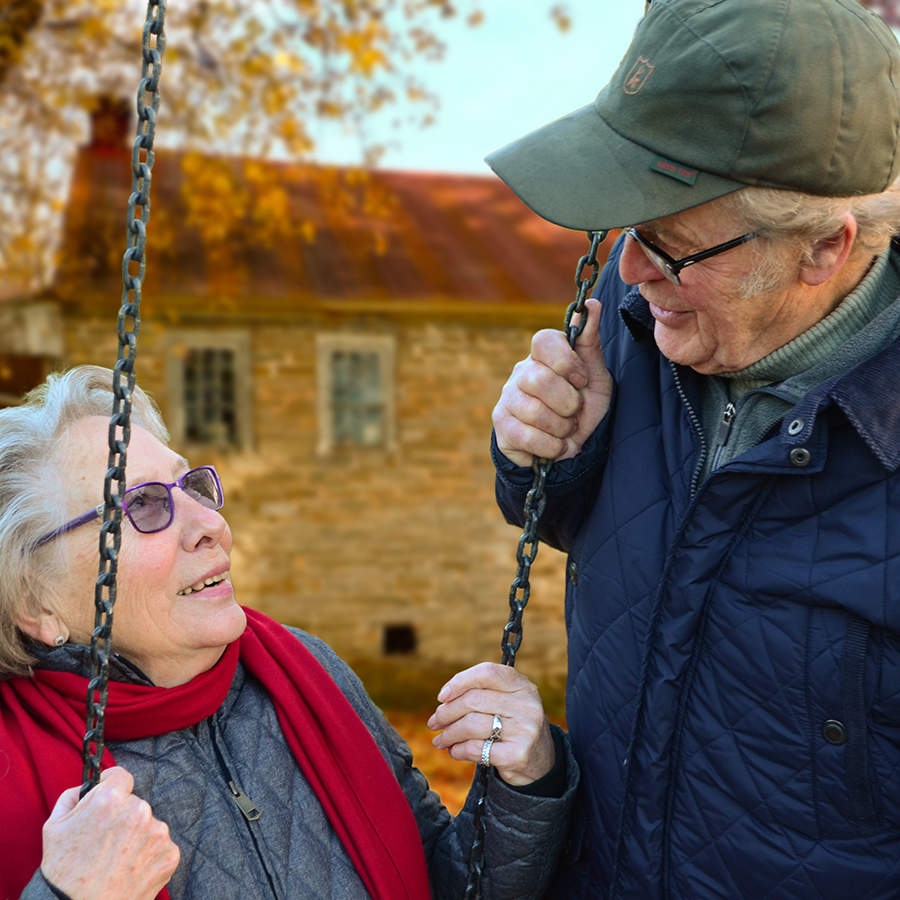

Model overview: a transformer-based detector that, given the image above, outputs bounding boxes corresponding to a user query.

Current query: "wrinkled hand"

[41,766,180,900]
[492,299,612,467]
[427,662,556,786]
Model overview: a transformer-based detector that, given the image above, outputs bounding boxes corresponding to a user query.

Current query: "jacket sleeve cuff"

[43,876,74,900]
[488,724,578,807]
[492,410,614,497]
[499,727,568,799]
[17,871,73,900]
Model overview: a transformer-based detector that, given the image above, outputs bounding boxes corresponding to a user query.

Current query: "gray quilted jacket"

[19,627,577,900]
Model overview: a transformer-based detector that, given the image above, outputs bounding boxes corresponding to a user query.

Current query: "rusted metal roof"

[54,145,616,316]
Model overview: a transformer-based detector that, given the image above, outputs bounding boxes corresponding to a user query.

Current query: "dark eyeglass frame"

[627,227,759,286]
[33,465,224,549]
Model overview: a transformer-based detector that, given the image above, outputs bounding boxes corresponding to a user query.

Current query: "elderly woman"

[0,366,576,900]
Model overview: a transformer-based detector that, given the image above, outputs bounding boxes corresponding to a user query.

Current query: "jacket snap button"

[787,418,804,436]
[568,560,578,586]
[823,719,848,745]
[790,447,811,467]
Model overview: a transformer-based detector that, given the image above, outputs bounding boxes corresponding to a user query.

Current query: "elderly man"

[488,1,900,898]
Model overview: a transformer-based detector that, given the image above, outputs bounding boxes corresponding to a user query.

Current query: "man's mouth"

[648,302,693,326]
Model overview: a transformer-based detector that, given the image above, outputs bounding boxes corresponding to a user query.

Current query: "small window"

[383,624,417,655]
[332,350,384,446]
[316,334,396,455]
[166,331,252,451]
[184,348,237,445]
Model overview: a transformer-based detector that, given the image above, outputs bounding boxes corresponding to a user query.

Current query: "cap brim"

[485,102,747,231]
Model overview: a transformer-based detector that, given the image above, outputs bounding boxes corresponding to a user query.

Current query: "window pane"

[331,350,385,446]
[184,348,238,445]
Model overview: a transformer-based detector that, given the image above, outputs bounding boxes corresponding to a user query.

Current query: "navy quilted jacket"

[495,238,900,900]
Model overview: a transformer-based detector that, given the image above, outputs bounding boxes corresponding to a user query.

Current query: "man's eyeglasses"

[34,466,224,548]
[627,227,759,285]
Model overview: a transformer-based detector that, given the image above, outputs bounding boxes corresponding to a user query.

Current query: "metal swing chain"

[463,228,608,900]
[80,0,167,798]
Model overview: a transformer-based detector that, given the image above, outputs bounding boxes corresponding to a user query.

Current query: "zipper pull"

[228,780,262,821]
[717,402,736,445]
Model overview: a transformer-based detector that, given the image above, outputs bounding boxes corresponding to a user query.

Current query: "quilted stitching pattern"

[496,244,900,900]
[97,630,579,900]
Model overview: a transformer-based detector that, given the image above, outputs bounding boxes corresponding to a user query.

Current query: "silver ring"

[481,714,503,767]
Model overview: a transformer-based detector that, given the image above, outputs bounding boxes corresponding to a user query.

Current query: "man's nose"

[619,233,666,286]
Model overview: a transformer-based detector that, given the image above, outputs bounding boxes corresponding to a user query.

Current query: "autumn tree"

[0,0,509,291]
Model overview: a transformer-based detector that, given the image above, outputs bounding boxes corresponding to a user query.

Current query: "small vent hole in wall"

[383,624,417,655]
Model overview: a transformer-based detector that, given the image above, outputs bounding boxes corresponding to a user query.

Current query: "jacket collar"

[31,641,156,685]
[618,288,900,473]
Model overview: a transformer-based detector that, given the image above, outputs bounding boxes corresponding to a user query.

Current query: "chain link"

[80,0,167,799]
[463,229,608,898]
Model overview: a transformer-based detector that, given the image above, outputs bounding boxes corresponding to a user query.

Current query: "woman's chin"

[211,600,247,644]
[184,596,247,652]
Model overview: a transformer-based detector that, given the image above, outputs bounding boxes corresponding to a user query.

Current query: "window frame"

[315,333,396,456]
[165,330,253,452]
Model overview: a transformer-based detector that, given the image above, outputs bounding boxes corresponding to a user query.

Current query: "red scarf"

[0,608,430,900]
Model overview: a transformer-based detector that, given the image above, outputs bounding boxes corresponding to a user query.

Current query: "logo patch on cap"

[650,156,698,185]
[624,57,655,95]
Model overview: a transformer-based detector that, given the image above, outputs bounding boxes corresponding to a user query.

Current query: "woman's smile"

[176,568,232,597]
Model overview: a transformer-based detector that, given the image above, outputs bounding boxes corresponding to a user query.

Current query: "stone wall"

[63,305,572,687]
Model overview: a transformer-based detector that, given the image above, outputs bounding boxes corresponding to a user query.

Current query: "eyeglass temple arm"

[678,231,759,271]
[32,504,105,549]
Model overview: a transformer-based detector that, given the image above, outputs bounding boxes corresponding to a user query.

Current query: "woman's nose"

[178,491,228,549]
[619,233,666,286]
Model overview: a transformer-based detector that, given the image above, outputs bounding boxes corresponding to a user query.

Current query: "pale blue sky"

[313,1,645,173]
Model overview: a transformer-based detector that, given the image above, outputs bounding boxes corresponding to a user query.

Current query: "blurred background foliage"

[0,0,572,293]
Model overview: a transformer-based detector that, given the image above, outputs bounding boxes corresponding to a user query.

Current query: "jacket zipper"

[207,719,280,900]
[208,721,262,822]
[669,361,707,497]
[710,401,736,472]
[228,780,262,821]
[717,402,736,444]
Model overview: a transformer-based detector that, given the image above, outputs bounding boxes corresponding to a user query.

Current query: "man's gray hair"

[0,366,168,680]
[720,178,900,298]
[730,178,900,255]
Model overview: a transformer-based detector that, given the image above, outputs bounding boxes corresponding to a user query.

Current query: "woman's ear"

[17,606,67,646]
[799,211,858,286]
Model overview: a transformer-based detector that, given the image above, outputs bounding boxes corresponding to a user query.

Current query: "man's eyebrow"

[642,221,684,241]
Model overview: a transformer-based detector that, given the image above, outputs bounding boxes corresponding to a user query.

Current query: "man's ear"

[17,607,66,646]
[799,211,858,286]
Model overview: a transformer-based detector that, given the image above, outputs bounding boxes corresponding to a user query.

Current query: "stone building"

[2,109,616,698]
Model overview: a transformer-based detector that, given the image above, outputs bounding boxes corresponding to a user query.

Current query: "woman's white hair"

[721,178,900,296]
[0,365,168,680]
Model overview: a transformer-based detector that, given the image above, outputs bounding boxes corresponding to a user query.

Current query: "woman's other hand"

[492,298,612,468]
[427,662,556,786]
[41,766,180,900]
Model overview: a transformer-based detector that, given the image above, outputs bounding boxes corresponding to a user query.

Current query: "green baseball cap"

[485,0,900,231]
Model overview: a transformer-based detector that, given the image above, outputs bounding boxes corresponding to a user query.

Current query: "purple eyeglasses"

[33,466,224,548]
